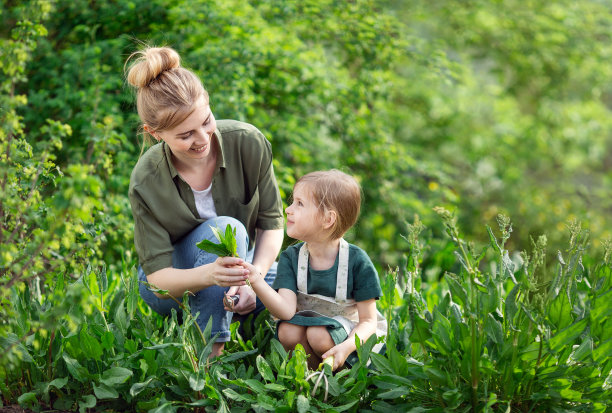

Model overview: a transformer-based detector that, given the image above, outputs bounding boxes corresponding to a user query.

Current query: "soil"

[0,407,36,413]
[0,406,70,413]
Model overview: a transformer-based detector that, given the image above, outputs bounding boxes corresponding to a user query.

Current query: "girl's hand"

[241,261,265,286]
[321,343,352,371]
[224,285,257,314]
[209,257,249,287]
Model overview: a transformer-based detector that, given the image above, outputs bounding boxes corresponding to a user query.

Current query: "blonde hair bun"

[126,47,181,88]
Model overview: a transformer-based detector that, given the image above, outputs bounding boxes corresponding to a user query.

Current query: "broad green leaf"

[17,392,37,407]
[369,352,393,374]
[195,239,231,257]
[256,393,277,410]
[222,388,255,402]
[189,373,205,392]
[79,327,103,361]
[296,394,310,413]
[432,310,453,354]
[568,337,593,364]
[485,314,504,344]
[264,383,286,391]
[130,377,155,397]
[409,315,432,344]
[100,366,133,386]
[592,338,612,363]
[93,382,119,399]
[78,394,96,412]
[49,377,69,390]
[62,354,88,382]
[446,273,468,306]
[549,318,588,353]
[504,284,519,325]
[378,386,409,398]
[245,378,266,393]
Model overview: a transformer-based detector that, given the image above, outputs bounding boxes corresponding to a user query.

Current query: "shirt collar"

[162,128,226,179]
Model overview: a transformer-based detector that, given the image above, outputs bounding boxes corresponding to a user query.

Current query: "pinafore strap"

[297,239,350,302]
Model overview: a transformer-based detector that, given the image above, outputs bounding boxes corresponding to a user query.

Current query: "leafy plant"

[367,211,612,411]
[196,225,238,259]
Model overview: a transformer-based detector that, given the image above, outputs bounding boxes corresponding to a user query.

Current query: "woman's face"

[155,95,217,166]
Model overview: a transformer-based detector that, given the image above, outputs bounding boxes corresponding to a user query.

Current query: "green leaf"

[49,377,69,390]
[378,386,409,399]
[264,383,286,391]
[93,382,119,399]
[189,373,205,392]
[445,273,468,306]
[62,354,88,382]
[195,239,231,257]
[256,354,275,382]
[222,388,256,402]
[549,318,588,353]
[78,394,96,413]
[296,394,310,413]
[485,313,504,344]
[592,338,612,363]
[79,327,103,361]
[225,224,238,257]
[17,392,37,407]
[196,224,238,257]
[410,314,432,344]
[505,284,519,325]
[130,377,155,397]
[100,366,133,386]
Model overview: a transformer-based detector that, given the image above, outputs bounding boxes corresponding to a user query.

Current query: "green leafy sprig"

[196,224,253,290]
[196,225,238,258]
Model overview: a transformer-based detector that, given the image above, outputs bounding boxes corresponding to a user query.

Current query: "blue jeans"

[138,216,276,342]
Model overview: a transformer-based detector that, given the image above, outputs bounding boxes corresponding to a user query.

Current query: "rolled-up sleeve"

[129,184,174,275]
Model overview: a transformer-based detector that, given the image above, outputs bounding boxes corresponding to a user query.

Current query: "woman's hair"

[125,46,208,146]
[295,169,362,239]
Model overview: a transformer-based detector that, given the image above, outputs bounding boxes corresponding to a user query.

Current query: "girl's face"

[154,95,217,166]
[285,183,325,241]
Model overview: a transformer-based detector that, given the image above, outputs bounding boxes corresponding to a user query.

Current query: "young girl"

[242,170,387,370]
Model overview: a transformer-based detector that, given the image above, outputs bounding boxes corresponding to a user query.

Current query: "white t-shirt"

[192,183,217,220]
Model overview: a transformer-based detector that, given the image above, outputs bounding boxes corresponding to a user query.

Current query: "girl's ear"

[322,210,337,230]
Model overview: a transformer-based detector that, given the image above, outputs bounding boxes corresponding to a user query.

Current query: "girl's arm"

[226,228,284,314]
[250,228,284,276]
[322,299,378,370]
[243,261,297,320]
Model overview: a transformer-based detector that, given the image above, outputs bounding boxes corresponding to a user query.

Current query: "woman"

[126,46,284,357]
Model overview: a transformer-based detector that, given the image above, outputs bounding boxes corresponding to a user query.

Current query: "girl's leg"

[306,326,335,369]
[140,216,248,356]
[278,322,321,370]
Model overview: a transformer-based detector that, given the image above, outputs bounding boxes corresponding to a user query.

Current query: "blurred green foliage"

[1,0,612,408]
[5,0,611,273]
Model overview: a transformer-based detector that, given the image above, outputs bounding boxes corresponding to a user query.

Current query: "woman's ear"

[143,125,160,141]
[322,210,337,230]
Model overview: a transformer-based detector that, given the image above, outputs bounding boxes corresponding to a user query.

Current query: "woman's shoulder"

[217,119,259,133]
[129,143,167,188]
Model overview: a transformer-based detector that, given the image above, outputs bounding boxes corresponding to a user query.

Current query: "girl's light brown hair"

[125,46,208,148]
[296,169,361,239]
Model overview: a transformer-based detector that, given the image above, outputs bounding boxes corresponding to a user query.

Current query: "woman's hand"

[208,257,249,287]
[224,285,257,314]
